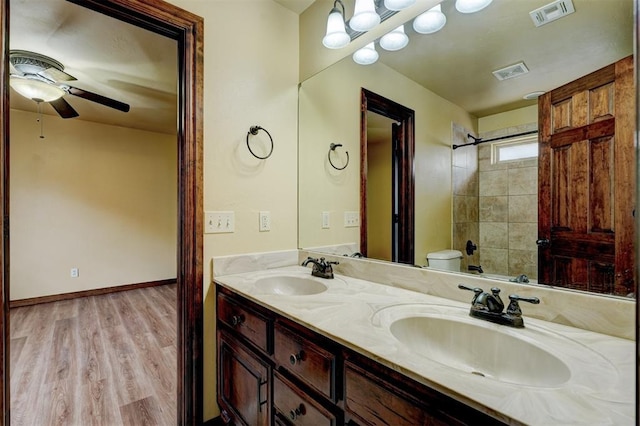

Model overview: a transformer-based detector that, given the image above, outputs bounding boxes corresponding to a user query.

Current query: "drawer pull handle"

[289,404,306,421]
[231,314,245,326]
[289,350,305,365]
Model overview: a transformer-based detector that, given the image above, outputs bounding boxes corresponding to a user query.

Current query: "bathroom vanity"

[214,263,635,426]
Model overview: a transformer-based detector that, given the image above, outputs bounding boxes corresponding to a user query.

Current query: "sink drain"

[471,371,485,377]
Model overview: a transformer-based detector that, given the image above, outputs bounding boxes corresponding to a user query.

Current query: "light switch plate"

[205,211,235,233]
[322,211,330,229]
[344,211,360,227]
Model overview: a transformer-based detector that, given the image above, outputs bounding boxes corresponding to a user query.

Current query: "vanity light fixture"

[322,0,351,49]
[10,76,65,102]
[350,0,381,32]
[455,0,493,13]
[413,4,447,34]
[384,0,416,11]
[352,42,379,65]
[379,24,409,51]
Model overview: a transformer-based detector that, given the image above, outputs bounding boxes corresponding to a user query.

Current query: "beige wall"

[299,56,476,265]
[478,104,538,133]
[10,109,177,301]
[367,139,392,261]
[165,0,299,420]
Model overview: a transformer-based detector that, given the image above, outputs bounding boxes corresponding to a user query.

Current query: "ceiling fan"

[9,50,130,119]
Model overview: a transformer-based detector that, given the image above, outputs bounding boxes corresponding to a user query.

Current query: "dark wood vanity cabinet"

[216,284,505,426]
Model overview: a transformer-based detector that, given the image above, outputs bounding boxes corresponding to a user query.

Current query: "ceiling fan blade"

[67,86,130,113]
[39,67,76,82]
[49,97,79,119]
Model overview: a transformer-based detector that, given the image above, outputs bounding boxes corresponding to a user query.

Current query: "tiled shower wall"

[478,123,538,279]
[452,122,538,279]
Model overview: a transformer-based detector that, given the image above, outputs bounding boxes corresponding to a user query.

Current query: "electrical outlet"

[322,211,330,229]
[205,211,235,234]
[70,268,79,278]
[344,211,360,227]
[259,211,271,232]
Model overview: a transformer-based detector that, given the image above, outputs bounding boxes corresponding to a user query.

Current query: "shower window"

[491,135,539,164]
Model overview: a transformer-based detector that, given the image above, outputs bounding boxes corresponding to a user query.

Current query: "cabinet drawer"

[274,322,336,400]
[274,372,337,426]
[218,293,272,353]
[345,361,456,426]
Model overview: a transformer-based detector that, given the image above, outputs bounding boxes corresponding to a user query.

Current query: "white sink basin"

[254,275,328,296]
[389,315,571,387]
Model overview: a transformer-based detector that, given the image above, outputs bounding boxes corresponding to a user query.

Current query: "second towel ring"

[246,125,274,160]
[328,143,349,170]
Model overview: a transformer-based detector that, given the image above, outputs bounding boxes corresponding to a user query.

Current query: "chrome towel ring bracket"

[328,143,349,170]
[246,125,274,159]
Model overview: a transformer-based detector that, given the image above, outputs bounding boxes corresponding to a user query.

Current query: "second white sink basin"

[390,315,571,387]
[254,275,328,296]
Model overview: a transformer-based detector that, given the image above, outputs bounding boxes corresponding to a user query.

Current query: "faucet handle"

[509,294,540,304]
[507,294,540,316]
[458,284,483,295]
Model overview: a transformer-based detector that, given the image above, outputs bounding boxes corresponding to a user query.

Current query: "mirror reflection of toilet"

[426,250,463,272]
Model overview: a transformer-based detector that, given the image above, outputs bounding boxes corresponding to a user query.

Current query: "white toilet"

[426,249,463,272]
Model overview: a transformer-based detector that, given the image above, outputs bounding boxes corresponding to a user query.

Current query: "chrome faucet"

[301,257,339,279]
[458,284,540,328]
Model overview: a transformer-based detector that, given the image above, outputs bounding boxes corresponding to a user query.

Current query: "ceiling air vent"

[529,0,575,27]
[492,62,529,81]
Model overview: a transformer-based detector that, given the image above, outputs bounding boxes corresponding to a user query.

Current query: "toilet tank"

[426,249,462,272]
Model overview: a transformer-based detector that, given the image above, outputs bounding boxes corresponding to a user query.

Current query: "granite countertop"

[214,265,635,426]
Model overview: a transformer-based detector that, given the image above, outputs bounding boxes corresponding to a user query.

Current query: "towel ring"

[246,125,274,160]
[328,143,349,170]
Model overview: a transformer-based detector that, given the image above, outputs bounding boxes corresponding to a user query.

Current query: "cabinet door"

[218,329,270,426]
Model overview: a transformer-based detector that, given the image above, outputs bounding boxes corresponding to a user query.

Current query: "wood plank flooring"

[10,284,177,425]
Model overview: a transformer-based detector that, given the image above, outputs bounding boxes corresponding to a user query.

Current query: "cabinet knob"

[230,314,244,326]
[289,350,304,365]
[289,403,306,421]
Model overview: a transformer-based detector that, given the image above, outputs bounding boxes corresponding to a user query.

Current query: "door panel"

[539,56,635,295]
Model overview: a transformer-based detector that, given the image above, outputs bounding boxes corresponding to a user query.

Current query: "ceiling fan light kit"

[9,50,130,119]
[9,77,65,102]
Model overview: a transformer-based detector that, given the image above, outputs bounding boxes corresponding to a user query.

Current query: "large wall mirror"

[298,0,635,298]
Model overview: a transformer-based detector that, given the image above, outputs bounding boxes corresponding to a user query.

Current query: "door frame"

[0,0,204,424]
[360,88,415,264]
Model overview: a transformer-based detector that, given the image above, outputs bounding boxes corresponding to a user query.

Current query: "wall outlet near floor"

[205,211,235,234]
[70,268,79,278]
[344,211,360,227]
[259,211,271,232]
[322,211,330,229]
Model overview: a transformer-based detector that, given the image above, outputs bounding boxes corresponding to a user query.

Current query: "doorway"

[360,89,415,264]
[0,0,204,423]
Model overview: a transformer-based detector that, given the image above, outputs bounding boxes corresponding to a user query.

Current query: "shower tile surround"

[213,250,634,424]
[452,122,539,279]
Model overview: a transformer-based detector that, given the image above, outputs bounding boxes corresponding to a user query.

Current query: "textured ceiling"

[10,0,178,135]
[375,0,633,117]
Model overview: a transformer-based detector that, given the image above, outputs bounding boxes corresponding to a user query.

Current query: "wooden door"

[538,56,635,296]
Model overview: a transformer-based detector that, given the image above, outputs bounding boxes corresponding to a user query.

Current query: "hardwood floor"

[10,284,177,425]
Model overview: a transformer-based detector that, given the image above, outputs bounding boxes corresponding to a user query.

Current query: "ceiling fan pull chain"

[36,102,45,139]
